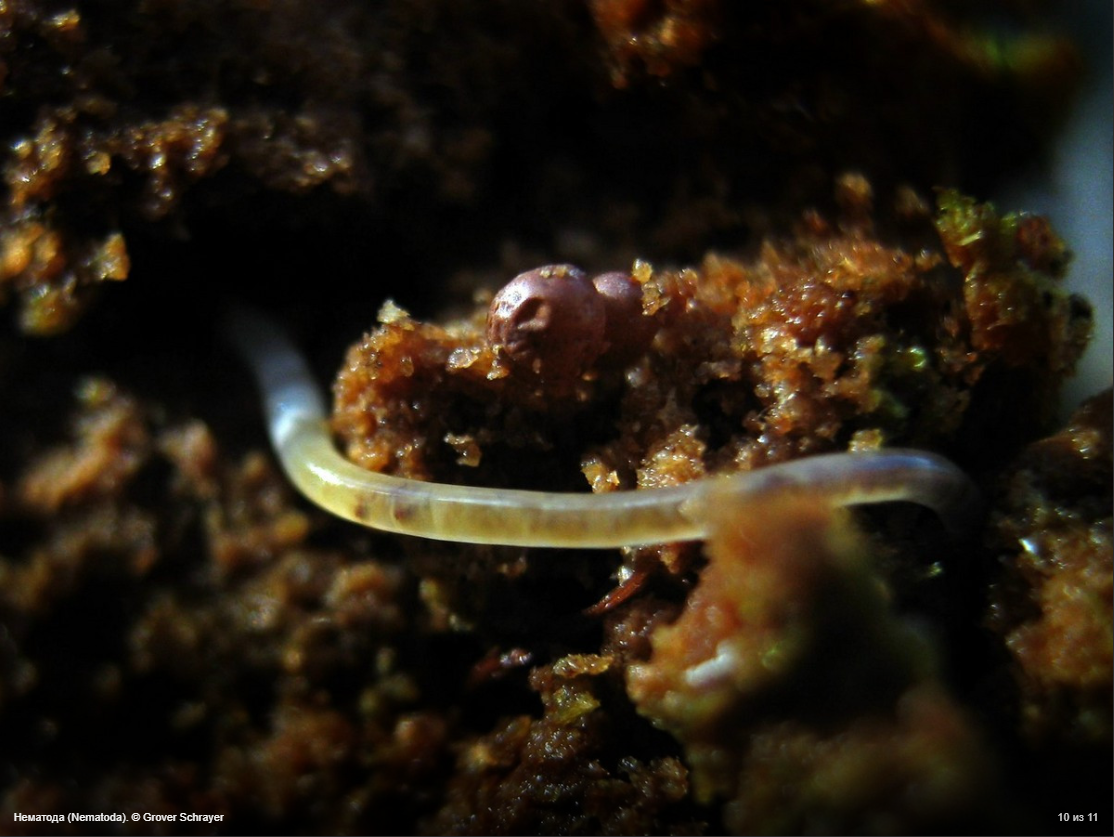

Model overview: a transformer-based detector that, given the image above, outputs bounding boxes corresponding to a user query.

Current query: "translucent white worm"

[227,306,980,548]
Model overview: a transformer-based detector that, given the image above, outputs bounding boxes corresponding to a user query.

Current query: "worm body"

[228,306,980,548]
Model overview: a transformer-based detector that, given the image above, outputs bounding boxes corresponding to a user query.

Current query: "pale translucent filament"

[229,307,979,548]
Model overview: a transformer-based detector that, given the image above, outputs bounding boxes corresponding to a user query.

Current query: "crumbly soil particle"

[986,392,1113,747]
[0,0,1079,333]
[0,2,1109,835]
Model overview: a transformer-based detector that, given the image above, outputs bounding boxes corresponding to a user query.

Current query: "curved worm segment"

[227,305,980,548]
